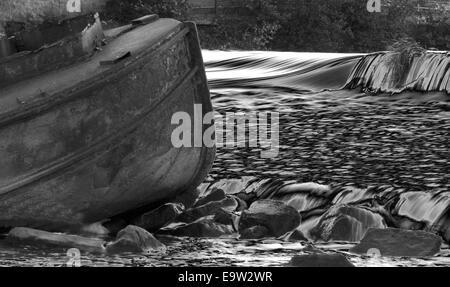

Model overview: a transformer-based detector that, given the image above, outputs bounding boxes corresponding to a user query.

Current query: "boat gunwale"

[0,14,105,88]
[0,21,188,127]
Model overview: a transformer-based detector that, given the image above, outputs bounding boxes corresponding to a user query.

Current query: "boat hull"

[0,19,215,230]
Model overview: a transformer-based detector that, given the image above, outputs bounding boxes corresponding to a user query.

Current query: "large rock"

[350,228,442,257]
[439,223,450,244]
[302,243,324,254]
[173,187,200,210]
[281,229,309,242]
[159,217,234,238]
[240,226,270,240]
[233,195,248,211]
[106,225,166,254]
[7,227,106,253]
[288,253,355,267]
[131,203,185,232]
[177,197,238,223]
[239,200,301,238]
[313,215,363,242]
[102,218,128,235]
[310,205,386,242]
[194,188,226,207]
[213,208,240,231]
[432,209,450,244]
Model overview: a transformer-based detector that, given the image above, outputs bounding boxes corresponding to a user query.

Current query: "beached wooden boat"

[0,15,215,230]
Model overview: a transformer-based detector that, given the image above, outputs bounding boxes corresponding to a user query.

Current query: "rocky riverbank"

[1,180,447,267]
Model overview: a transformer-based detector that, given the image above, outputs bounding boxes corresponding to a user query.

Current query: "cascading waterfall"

[345,51,450,94]
[204,50,450,94]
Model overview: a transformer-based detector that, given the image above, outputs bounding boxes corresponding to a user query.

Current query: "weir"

[345,51,450,94]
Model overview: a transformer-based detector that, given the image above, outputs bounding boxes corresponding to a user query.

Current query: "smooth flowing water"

[0,50,449,267]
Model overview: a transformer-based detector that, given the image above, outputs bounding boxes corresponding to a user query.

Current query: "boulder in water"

[231,195,248,211]
[213,208,240,231]
[239,200,301,238]
[281,229,309,242]
[159,217,234,238]
[102,218,128,235]
[240,226,270,240]
[310,205,386,242]
[437,218,450,244]
[177,197,238,223]
[194,188,226,207]
[313,214,363,242]
[7,227,106,253]
[350,228,442,257]
[173,187,200,210]
[442,227,450,244]
[288,253,355,267]
[302,243,324,254]
[106,225,166,254]
[131,203,185,232]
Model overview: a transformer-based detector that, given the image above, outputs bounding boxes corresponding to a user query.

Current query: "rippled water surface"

[1,51,449,267]
[203,51,450,189]
[1,237,450,267]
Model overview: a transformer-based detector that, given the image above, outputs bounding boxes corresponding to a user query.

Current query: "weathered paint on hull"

[0,19,215,230]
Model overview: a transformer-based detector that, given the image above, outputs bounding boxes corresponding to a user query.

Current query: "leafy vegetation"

[385,38,426,87]
[103,0,190,24]
[103,0,450,52]
[199,0,450,52]
[198,0,282,50]
[412,8,450,50]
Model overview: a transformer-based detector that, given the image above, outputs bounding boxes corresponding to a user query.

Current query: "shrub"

[104,0,190,24]
[385,38,426,86]
[200,0,282,50]
[412,8,450,50]
[270,0,421,52]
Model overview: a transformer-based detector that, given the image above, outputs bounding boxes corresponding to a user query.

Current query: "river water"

[0,50,449,267]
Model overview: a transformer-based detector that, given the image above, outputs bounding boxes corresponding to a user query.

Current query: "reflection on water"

[1,50,449,267]
[1,237,450,267]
